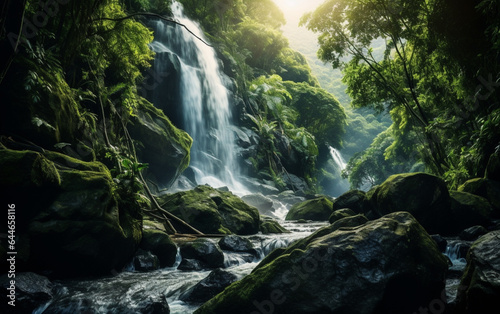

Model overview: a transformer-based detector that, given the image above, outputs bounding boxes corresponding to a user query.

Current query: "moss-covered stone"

[332,189,371,214]
[160,185,260,235]
[140,228,177,268]
[179,239,224,269]
[195,212,447,314]
[367,172,452,234]
[128,98,192,185]
[259,217,289,234]
[458,178,500,213]
[485,152,500,181]
[328,208,356,224]
[285,196,333,221]
[456,230,500,314]
[449,191,494,233]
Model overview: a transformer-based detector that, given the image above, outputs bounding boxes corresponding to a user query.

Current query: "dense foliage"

[303,0,500,189]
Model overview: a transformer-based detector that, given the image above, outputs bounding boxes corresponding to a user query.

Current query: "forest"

[1,0,499,313]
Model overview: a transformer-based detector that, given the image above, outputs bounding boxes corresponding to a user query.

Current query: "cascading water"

[328,146,350,196]
[329,146,347,171]
[148,1,247,193]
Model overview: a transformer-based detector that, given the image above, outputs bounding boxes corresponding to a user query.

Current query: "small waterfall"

[149,1,247,194]
[329,146,347,170]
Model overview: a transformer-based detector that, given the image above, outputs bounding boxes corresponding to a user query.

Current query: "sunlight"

[273,0,324,19]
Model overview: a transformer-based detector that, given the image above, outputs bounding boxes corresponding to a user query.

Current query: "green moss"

[285,196,333,221]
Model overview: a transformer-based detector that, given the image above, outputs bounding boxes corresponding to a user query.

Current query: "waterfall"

[148,1,247,194]
[329,146,347,171]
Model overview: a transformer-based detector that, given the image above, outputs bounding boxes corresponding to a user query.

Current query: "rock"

[332,189,371,214]
[459,178,500,212]
[368,172,452,234]
[128,98,192,185]
[328,208,356,224]
[133,249,160,271]
[178,259,208,271]
[282,173,309,192]
[140,227,178,268]
[285,196,333,221]
[179,239,224,269]
[138,295,170,314]
[159,185,260,235]
[485,152,500,181]
[431,234,448,252]
[3,149,142,277]
[449,191,495,234]
[195,212,448,314]
[218,235,256,254]
[456,231,500,314]
[180,269,238,304]
[0,272,52,313]
[459,225,489,241]
[259,217,289,234]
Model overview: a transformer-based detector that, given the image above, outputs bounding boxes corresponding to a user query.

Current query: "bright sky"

[273,0,325,23]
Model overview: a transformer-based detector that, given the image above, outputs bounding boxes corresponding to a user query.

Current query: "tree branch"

[94,12,213,47]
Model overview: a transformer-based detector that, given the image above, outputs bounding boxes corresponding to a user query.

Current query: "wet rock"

[133,249,160,271]
[328,208,356,224]
[139,295,170,314]
[178,259,208,271]
[332,189,372,215]
[218,235,256,255]
[180,269,237,304]
[159,185,260,235]
[140,227,177,268]
[180,239,224,269]
[456,230,500,314]
[285,196,333,221]
[128,99,192,184]
[282,173,309,192]
[0,272,53,313]
[241,193,275,217]
[450,191,495,233]
[367,172,453,234]
[459,225,488,241]
[259,217,289,234]
[431,234,448,252]
[196,212,448,314]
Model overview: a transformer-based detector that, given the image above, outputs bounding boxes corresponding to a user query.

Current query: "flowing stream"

[35,221,327,314]
[148,1,247,194]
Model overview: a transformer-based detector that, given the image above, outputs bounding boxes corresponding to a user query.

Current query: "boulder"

[285,196,333,221]
[128,99,192,185]
[159,185,260,235]
[2,149,142,277]
[180,269,238,304]
[178,259,208,271]
[456,231,500,314]
[459,225,489,241]
[368,173,452,234]
[0,272,53,313]
[259,217,289,234]
[449,191,495,234]
[328,208,356,224]
[431,234,448,252]
[485,152,500,182]
[218,235,256,255]
[133,249,160,271]
[458,178,500,213]
[195,212,448,314]
[140,227,178,268]
[241,193,275,218]
[179,239,224,269]
[332,190,371,214]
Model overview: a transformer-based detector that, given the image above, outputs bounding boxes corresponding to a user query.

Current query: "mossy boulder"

[128,99,192,185]
[160,186,260,235]
[332,189,372,215]
[195,212,448,314]
[180,269,238,304]
[449,191,495,233]
[328,208,356,224]
[218,235,255,254]
[140,226,177,268]
[367,173,452,234]
[179,239,224,269]
[285,196,333,221]
[0,148,143,277]
[485,152,500,181]
[259,217,289,234]
[456,230,500,314]
[458,178,500,213]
